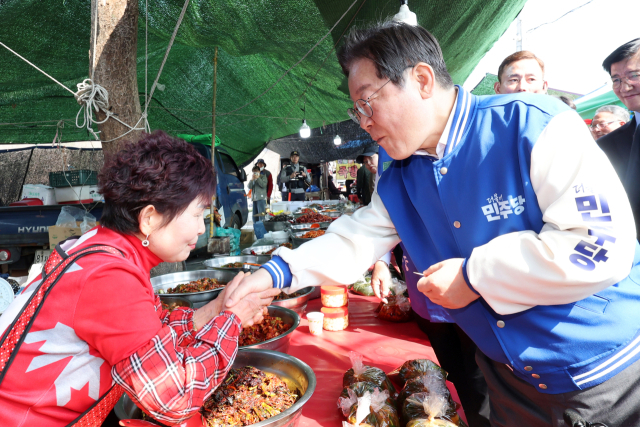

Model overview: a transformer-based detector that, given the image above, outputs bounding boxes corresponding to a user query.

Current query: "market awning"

[0,0,527,166]
[575,88,627,120]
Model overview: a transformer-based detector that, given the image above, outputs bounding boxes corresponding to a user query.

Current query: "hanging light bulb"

[300,120,311,138]
[333,135,342,146]
[393,0,418,26]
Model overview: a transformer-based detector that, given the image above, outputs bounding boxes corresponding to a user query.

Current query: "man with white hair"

[591,105,630,140]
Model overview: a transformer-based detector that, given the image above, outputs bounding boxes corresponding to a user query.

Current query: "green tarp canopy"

[177,134,221,147]
[575,89,627,120]
[0,0,527,166]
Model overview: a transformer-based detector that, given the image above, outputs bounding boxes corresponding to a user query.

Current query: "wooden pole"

[210,47,218,239]
[91,0,143,158]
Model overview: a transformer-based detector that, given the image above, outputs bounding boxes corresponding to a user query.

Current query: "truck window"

[219,152,239,178]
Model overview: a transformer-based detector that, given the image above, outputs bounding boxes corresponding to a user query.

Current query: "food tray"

[203,255,271,272]
[270,286,314,316]
[49,169,97,188]
[240,306,300,353]
[114,349,317,427]
[151,270,237,308]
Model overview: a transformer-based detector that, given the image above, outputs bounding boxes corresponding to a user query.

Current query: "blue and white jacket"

[262,86,640,394]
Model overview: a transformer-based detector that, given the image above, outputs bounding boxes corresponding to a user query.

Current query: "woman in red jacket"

[0,131,280,427]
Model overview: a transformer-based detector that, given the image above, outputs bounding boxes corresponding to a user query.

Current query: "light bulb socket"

[394,4,418,26]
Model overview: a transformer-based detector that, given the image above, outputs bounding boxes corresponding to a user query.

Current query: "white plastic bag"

[80,212,97,234]
[56,206,83,227]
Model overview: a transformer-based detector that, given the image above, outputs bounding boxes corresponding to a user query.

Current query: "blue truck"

[0,144,248,274]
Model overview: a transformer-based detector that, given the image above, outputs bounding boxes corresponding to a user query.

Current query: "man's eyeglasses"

[590,120,617,130]
[612,71,640,89]
[347,79,392,125]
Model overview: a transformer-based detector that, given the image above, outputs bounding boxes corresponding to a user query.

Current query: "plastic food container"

[306,311,324,336]
[321,285,348,308]
[321,306,349,331]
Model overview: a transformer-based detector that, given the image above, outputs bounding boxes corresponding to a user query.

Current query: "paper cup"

[307,311,324,336]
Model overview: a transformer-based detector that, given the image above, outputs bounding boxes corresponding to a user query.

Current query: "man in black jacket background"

[597,38,640,238]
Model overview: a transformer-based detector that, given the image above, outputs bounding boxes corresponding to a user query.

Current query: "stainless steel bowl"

[287,222,330,231]
[270,287,314,316]
[151,270,236,308]
[264,220,290,232]
[240,306,300,353]
[323,211,341,219]
[242,244,279,255]
[203,255,271,273]
[290,230,324,249]
[115,349,317,427]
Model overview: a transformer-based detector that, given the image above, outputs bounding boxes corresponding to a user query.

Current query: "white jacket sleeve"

[272,192,400,292]
[467,110,637,315]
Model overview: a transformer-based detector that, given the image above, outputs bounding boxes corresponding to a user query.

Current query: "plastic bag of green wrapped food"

[402,390,467,427]
[338,388,400,427]
[343,352,397,398]
[349,275,375,296]
[390,359,448,385]
[375,282,412,322]
[340,381,397,408]
[398,372,459,415]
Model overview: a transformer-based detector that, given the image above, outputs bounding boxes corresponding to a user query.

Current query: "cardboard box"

[240,228,255,246]
[21,184,57,205]
[48,224,82,247]
[48,221,99,247]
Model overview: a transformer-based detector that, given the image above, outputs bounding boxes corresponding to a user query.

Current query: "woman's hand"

[223,272,280,327]
[371,260,392,303]
[192,272,275,330]
[224,269,278,308]
[192,277,234,331]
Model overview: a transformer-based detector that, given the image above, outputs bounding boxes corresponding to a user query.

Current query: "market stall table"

[288,292,467,427]
[104,292,467,427]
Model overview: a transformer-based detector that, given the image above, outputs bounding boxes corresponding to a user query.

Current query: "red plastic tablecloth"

[287,293,467,426]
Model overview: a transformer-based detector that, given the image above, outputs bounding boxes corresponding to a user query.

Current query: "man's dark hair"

[252,165,260,172]
[603,38,640,75]
[497,51,545,82]
[337,21,453,89]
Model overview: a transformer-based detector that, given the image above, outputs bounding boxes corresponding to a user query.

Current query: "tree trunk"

[90,0,143,159]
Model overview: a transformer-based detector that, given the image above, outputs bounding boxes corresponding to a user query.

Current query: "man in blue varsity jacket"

[227,22,640,426]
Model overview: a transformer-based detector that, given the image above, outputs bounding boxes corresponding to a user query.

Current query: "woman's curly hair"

[98,131,216,235]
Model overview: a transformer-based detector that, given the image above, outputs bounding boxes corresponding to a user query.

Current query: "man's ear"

[494,81,502,94]
[413,63,437,100]
[542,80,549,93]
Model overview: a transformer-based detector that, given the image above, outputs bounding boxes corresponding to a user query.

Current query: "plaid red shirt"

[0,227,240,427]
[113,299,241,425]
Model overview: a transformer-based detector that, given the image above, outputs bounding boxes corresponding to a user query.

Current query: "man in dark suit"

[597,38,640,238]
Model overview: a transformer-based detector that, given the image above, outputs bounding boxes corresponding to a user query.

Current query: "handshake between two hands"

[195,269,280,330]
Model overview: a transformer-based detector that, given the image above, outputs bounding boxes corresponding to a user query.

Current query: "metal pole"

[516,17,523,51]
[210,46,218,238]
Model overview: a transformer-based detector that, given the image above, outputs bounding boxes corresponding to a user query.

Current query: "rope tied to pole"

[74,78,147,141]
